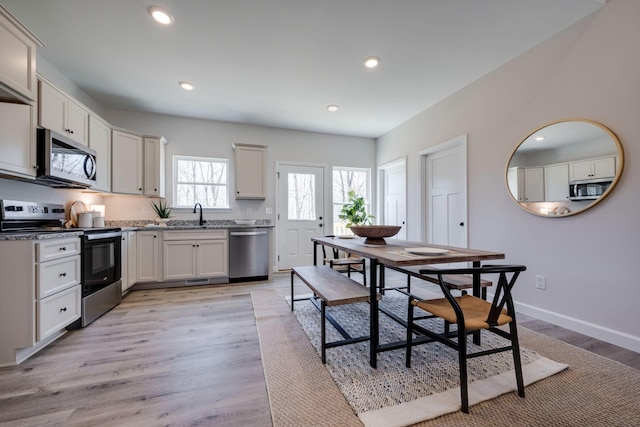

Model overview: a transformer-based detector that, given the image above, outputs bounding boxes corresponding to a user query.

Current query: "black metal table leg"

[370,258,379,368]
[472,260,481,345]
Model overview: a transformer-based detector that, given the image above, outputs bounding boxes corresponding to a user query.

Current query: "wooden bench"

[291,265,375,363]
[383,265,492,297]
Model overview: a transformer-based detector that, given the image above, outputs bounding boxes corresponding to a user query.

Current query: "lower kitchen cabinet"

[121,230,137,293]
[0,236,81,366]
[163,229,228,281]
[137,230,161,282]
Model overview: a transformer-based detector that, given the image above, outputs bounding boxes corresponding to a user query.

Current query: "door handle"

[459,222,465,226]
[319,216,323,220]
[319,224,323,227]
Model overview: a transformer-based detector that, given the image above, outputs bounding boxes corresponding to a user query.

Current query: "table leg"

[313,241,318,266]
[370,258,379,368]
[472,260,481,345]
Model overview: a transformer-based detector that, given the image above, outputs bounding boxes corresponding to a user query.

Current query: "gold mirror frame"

[506,119,624,217]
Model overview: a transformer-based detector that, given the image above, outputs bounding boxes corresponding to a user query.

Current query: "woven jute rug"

[252,289,640,427]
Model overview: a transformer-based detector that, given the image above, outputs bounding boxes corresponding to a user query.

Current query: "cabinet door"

[197,239,228,278]
[0,102,35,178]
[38,81,67,135]
[112,130,143,194]
[0,10,38,103]
[127,231,137,287]
[593,157,615,179]
[136,231,160,282]
[120,232,128,292]
[163,240,197,280]
[143,137,165,197]
[89,115,111,192]
[524,168,544,202]
[66,99,89,146]
[544,164,569,202]
[235,144,266,199]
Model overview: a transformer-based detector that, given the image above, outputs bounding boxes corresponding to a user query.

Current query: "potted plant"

[151,199,172,226]
[339,190,401,245]
[339,190,374,227]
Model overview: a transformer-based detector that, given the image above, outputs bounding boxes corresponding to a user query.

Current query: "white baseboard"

[514,300,640,353]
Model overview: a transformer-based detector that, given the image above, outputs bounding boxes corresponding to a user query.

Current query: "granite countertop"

[0,220,273,241]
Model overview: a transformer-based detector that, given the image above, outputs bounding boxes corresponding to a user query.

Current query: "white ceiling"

[2,0,604,138]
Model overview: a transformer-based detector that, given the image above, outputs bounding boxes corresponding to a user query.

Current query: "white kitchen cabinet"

[507,167,544,202]
[544,163,570,202]
[143,136,167,197]
[234,143,267,199]
[112,130,143,195]
[137,230,161,282]
[38,80,89,146]
[569,156,616,181]
[0,236,81,366]
[0,6,40,104]
[0,102,36,178]
[88,115,111,192]
[127,231,137,289]
[162,229,228,281]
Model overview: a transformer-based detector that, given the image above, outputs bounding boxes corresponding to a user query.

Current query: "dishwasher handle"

[230,230,268,236]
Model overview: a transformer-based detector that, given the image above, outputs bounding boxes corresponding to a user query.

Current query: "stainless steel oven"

[80,229,122,327]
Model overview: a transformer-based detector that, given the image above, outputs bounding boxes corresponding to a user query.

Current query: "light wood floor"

[0,271,637,426]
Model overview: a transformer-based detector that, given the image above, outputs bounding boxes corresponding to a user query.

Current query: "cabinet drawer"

[37,255,81,298]
[163,229,227,240]
[36,237,81,262]
[37,285,80,341]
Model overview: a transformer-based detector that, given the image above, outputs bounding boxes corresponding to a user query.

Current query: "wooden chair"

[321,235,366,286]
[405,265,527,413]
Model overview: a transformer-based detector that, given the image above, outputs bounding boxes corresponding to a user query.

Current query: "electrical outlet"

[535,275,546,290]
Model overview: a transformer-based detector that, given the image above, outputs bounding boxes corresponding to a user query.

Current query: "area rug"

[252,289,572,426]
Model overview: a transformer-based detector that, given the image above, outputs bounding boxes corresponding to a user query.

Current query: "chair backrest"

[321,235,340,260]
[419,265,526,326]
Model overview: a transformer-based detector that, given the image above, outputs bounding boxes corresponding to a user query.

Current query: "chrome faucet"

[193,203,204,226]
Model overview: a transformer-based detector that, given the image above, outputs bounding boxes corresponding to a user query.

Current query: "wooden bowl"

[349,225,402,245]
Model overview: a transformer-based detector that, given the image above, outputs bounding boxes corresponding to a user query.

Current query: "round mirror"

[506,119,624,217]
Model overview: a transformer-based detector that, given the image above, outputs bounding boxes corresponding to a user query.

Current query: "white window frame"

[173,155,230,209]
[332,166,372,235]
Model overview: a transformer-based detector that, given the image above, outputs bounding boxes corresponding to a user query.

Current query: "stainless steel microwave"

[36,128,97,188]
[569,178,612,201]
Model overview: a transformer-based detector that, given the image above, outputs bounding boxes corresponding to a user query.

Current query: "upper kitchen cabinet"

[143,136,167,197]
[0,102,36,178]
[234,143,267,199]
[88,115,111,192]
[38,80,89,146]
[568,156,616,181]
[0,6,41,104]
[111,130,143,195]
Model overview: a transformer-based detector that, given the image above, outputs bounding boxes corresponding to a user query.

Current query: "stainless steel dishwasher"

[229,228,270,282]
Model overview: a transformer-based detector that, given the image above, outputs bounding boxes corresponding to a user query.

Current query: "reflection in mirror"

[506,119,624,217]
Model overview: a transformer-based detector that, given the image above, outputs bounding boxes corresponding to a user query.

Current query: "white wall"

[103,110,375,223]
[377,0,640,352]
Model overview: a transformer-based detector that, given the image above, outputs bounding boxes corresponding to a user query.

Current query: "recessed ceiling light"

[148,6,174,25]
[363,56,380,69]
[327,105,338,112]
[179,81,194,91]
[535,136,546,141]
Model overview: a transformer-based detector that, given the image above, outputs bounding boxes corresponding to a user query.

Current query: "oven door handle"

[84,231,123,240]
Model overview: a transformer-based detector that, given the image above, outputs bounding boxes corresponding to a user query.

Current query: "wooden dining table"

[311,236,505,368]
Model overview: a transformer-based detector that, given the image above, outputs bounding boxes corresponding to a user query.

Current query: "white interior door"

[276,164,324,270]
[380,159,407,240]
[425,140,467,248]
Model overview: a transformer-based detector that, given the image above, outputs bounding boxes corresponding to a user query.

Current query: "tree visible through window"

[287,173,315,220]
[333,167,371,234]
[174,156,229,208]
